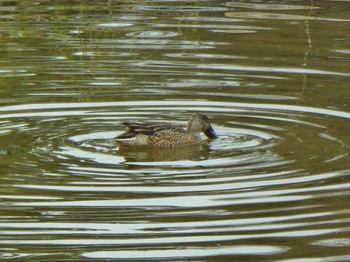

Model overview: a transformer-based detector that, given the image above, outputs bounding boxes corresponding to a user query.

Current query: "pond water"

[0,0,350,261]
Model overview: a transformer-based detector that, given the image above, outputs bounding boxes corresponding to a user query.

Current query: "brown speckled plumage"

[116,113,218,148]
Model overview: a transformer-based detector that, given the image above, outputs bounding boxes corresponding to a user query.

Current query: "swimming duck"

[115,113,217,148]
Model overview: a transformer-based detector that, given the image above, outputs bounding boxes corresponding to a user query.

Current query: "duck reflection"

[117,143,211,162]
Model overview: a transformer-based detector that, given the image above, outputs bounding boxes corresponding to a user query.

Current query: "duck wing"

[117,121,184,139]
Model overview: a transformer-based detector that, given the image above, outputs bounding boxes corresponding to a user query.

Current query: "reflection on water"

[0,0,350,261]
[118,145,210,162]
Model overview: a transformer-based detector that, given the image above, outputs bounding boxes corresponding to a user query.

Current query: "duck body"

[116,113,217,148]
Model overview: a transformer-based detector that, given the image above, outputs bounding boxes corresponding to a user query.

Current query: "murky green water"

[0,0,350,261]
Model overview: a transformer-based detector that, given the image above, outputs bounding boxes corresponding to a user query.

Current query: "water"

[0,0,350,261]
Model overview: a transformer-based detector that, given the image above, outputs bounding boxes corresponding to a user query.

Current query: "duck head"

[187,113,218,139]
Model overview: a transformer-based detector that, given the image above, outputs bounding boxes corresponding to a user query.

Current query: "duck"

[115,113,218,148]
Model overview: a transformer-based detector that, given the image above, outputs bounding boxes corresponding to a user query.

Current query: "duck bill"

[204,124,218,139]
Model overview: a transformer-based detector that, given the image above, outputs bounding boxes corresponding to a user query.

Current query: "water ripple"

[1,101,349,217]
